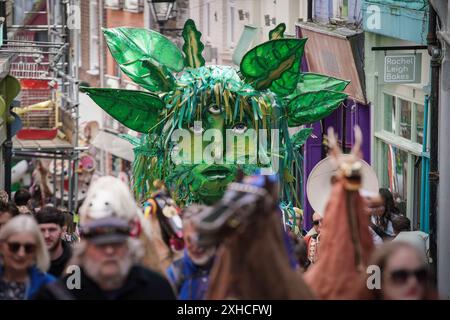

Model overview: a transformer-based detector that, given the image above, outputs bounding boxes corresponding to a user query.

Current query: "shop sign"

[380,53,422,84]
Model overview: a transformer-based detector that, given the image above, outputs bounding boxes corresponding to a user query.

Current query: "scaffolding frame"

[1,0,81,212]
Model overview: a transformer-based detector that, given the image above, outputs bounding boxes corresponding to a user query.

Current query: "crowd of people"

[0,177,438,300]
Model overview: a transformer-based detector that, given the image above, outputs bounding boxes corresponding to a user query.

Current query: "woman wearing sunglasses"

[0,215,55,300]
[369,241,437,300]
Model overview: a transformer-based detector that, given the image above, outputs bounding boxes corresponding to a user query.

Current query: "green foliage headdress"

[81,20,349,208]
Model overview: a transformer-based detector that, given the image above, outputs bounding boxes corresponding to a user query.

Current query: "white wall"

[191,0,308,66]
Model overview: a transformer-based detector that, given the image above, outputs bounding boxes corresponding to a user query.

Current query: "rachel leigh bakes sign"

[380,53,422,84]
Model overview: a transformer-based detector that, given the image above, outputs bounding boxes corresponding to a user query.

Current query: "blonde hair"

[0,215,50,273]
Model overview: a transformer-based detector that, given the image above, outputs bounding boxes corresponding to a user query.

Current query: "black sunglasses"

[312,220,322,226]
[7,242,37,255]
[390,267,428,285]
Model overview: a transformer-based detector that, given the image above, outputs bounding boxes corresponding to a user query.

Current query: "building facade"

[189,0,308,65]
[363,0,430,227]
[427,0,449,300]
[295,0,369,226]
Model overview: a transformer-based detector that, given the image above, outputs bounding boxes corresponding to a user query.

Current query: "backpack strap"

[370,221,390,240]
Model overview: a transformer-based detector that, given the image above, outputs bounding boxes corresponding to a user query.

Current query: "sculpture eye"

[232,123,247,134]
[208,103,221,115]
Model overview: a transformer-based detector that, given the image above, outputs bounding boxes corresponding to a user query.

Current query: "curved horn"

[327,126,341,160]
[351,125,363,159]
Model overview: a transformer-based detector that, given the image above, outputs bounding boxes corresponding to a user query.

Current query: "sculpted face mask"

[81,20,349,208]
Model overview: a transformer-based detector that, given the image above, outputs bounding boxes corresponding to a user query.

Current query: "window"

[416,103,424,144]
[399,98,412,140]
[13,0,35,25]
[341,0,348,18]
[380,142,408,215]
[382,94,423,143]
[230,6,235,44]
[376,92,427,220]
[207,3,211,38]
[383,94,396,133]
[89,1,100,72]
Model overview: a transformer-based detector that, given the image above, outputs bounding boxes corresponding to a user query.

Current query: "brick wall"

[105,9,144,80]
[78,0,102,87]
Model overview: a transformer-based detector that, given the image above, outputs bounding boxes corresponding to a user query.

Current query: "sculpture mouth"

[201,165,232,180]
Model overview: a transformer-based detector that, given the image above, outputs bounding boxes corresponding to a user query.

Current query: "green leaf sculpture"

[80,87,165,133]
[291,128,313,149]
[287,90,348,126]
[103,27,184,92]
[182,19,206,68]
[269,23,286,40]
[3,75,21,107]
[298,72,350,92]
[240,39,307,95]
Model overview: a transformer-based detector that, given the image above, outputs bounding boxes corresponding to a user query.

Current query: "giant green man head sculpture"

[81,20,349,206]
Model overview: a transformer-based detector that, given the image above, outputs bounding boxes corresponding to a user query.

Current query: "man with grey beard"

[33,217,175,300]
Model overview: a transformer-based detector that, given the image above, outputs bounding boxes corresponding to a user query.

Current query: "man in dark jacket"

[35,206,72,277]
[33,217,175,300]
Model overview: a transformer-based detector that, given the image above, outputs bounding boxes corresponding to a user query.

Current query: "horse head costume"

[193,172,315,299]
[142,180,184,270]
[304,126,375,299]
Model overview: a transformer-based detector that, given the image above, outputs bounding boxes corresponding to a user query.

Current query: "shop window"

[399,98,412,140]
[381,142,408,215]
[382,93,425,145]
[341,0,348,18]
[416,103,424,144]
[383,94,396,133]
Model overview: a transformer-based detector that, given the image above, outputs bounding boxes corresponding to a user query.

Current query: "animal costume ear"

[240,38,307,95]
[269,23,286,40]
[80,87,165,133]
[103,27,184,92]
[182,19,206,68]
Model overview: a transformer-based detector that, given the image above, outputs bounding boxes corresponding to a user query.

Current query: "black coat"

[48,240,72,278]
[33,265,176,300]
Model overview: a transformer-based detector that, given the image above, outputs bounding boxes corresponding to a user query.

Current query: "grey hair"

[0,215,50,273]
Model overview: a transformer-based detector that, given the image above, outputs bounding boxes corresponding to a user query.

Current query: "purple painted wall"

[296,17,370,231]
[302,101,371,230]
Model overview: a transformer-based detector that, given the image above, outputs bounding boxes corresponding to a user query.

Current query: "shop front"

[295,22,369,227]
[366,34,430,229]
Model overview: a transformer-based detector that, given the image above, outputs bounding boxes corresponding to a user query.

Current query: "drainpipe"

[427,5,440,284]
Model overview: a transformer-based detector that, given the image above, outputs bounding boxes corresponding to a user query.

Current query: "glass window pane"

[342,0,349,17]
[400,98,412,140]
[381,142,407,215]
[384,94,396,133]
[416,104,424,144]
